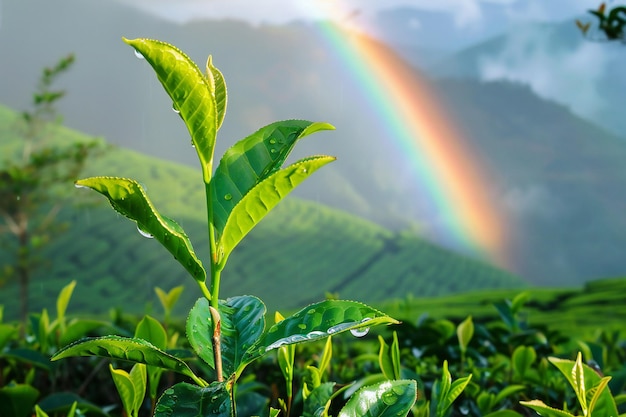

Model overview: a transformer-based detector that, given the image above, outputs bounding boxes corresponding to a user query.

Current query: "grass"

[1,104,525,320]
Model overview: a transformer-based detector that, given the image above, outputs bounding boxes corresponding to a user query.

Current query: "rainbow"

[314,21,509,268]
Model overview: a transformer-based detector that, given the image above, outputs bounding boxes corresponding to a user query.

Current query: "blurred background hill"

[1,0,625,315]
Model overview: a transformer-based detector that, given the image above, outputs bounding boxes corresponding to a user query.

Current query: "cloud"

[112,0,525,27]
[478,26,613,120]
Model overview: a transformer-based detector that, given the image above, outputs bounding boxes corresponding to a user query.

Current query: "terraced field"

[1,105,526,320]
[379,277,626,337]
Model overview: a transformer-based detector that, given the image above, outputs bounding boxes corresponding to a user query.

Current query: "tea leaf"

[549,354,618,416]
[520,400,576,417]
[154,382,231,417]
[457,315,474,353]
[303,382,335,417]
[187,296,266,378]
[338,380,417,417]
[75,177,205,283]
[211,120,334,234]
[251,300,399,361]
[135,315,167,350]
[512,345,536,378]
[123,38,217,183]
[206,55,227,130]
[218,155,335,263]
[51,336,202,383]
[56,280,76,331]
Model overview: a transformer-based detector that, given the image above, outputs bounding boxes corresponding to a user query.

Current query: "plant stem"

[210,306,223,382]
[205,182,221,308]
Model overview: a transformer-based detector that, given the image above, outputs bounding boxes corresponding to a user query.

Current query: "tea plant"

[521,352,620,416]
[51,38,419,416]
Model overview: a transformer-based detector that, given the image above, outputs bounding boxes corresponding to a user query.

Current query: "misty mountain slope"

[432,79,626,284]
[425,18,626,139]
[0,105,525,318]
[3,0,626,286]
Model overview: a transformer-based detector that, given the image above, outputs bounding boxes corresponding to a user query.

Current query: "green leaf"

[51,336,202,383]
[549,354,618,416]
[206,56,227,130]
[56,280,76,331]
[130,363,147,416]
[303,382,335,417]
[35,405,50,417]
[278,343,296,398]
[4,348,52,371]
[135,315,167,350]
[0,384,39,417]
[520,400,576,417]
[154,382,231,417]
[338,380,417,417]
[219,155,336,264]
[59,319,110,346]
[493,384,526,406]
[588,376,612,415]
[512,346,536,378]
[252,300,398,361]
[75,177,205,282]
[135,316,167,401]
[0,324,17,351]
[155,286,184,313]
[378,336,394,381]
[444,375,472,414]
[319,336,333,378]
[211,120,334,234]
[457,316,474,353]
[124,38,217,183]
[435,360,452,417]
[110,364,137,417]
[187,296,266,378]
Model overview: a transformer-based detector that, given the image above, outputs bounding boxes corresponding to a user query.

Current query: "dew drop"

[301,167,308,173]
[269,138,277,145]
[164,388,175,395]
[74,183,88,189]
[172,103,180,114]
[134,49,145,59]
[298,323,307,330]
[224,193,232,201]
[350,327,370,337]
[137,224,154,239]
[191,142,196,148]
[270,148,277,154]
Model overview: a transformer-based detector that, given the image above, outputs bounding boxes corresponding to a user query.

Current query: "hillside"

[3,0,626,287]
[425,18,626,139]
[0,105,525,320]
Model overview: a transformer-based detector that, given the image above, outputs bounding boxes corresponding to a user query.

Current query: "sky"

[114,0,596,27]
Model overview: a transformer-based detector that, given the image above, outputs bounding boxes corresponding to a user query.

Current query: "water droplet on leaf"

[270,148,277,154]
[350,327,370,337]
[269,138,277,144]
[74,183,88,189]
[172,103,180,114]
[137,224,154,239]
[224,193,232,201]
[134,49,144,59]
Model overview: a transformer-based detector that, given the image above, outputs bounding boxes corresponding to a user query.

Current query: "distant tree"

[577,2,626,42]
[0,54,104,326]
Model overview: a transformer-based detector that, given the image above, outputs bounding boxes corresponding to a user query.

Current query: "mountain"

[424,18,626,139]
[3,0,626,287]
[0,105,525,319]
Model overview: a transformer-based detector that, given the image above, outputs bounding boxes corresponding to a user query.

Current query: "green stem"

[205,182,220,308]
